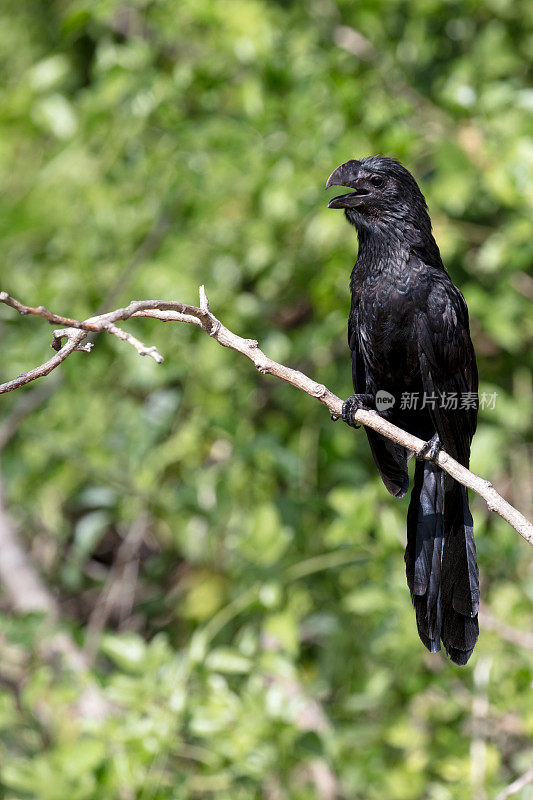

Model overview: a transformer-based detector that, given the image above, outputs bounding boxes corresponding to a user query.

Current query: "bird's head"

[326,156,431,240]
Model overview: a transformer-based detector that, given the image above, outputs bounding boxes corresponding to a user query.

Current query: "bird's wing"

[349,300,409,498]
[348,300,366,393]
[410,262,480,649]
[415,263,478,466]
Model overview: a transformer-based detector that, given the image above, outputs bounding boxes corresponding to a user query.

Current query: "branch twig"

[1,287,532,545]
[496,768,533,800]
[479,603,533,650]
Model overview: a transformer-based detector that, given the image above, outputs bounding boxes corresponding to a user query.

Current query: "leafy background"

[0,1,532,798]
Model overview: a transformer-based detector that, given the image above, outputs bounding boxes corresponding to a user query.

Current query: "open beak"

[326,159,368,209]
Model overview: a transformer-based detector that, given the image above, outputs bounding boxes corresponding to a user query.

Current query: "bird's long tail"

[405,460,479,665]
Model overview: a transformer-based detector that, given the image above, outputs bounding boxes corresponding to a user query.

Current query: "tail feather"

[441,614,479,665]
[440,479,479,663]
[405,461,479,665]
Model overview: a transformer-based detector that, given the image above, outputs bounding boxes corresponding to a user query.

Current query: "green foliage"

[0,0,532,798]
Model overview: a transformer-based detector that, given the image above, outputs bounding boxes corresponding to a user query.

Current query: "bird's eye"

[370,175,384,188]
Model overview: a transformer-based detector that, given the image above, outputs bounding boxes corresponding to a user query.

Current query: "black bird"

[326,156,479,665]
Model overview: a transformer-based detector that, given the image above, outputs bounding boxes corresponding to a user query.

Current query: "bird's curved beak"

[326,160,368,209]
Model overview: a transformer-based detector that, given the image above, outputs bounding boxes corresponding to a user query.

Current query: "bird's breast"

[356,267,426,383]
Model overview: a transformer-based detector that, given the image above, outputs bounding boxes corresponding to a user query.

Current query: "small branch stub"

[199,285,209,313]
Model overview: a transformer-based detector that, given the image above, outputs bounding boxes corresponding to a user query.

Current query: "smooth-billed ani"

[326,156,479,665]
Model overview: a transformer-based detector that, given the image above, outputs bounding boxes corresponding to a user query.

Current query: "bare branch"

[1,289,532,545]
[469,656,492,800]
[0,475,109,718]
[104,321,163,362]
[0,328,87,394]
[84,514,148,663]
[0,291,100,330]
[479,603,533,650]
[0,478,58,616]
[496,768,533,800]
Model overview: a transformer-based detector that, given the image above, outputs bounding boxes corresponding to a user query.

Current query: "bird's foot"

[416,433,442,464]
[342,394,375,429]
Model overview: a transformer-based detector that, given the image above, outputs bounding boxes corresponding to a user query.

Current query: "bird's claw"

[416,433,442,464]
[342,394,374,429]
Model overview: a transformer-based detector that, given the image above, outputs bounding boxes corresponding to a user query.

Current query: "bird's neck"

[355,227,409,272]
[350,214,443,274]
